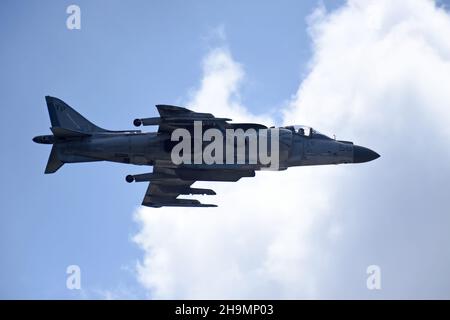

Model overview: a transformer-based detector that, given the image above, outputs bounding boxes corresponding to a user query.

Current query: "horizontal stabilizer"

[51,127,91,138]
[45,146,64,174]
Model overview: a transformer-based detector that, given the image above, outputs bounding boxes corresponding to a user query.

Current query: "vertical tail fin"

[45,96,106,133]
[35,96,108,174]
[43,96,105,174]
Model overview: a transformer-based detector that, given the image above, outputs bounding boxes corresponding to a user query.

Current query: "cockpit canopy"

[283,125,333,140]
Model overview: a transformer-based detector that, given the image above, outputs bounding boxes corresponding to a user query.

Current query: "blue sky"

[0,0,344,299]
[2,0,450,299]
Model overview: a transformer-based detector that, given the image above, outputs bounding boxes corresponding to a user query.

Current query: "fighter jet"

[33,96,379,207]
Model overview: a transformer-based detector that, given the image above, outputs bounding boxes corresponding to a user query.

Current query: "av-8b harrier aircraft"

[33,96,379,207]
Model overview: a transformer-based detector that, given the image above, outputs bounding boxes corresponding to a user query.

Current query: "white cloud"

[133,47,334,299]
[133,0,450,299]
[187,47,273,125]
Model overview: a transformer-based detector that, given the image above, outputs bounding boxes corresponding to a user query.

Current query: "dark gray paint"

[33,96,379,207]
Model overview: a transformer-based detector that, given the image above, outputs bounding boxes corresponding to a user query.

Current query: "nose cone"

[353,145,380,163]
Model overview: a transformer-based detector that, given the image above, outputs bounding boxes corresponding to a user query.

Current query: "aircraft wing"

[133,105,263,207]
[139,162,255,208]
[133,105,231,134]
[133,104,268,133]
[156,105,233,133]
